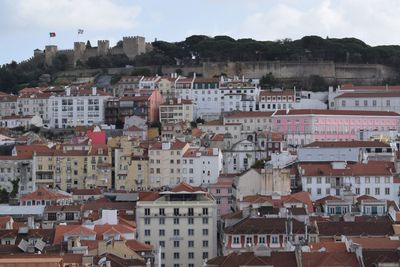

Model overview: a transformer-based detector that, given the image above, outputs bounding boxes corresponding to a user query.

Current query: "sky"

[1,0,400,64]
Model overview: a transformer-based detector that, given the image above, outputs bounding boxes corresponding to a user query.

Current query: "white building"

[258,89,298,111]
[223,139,264,173]
[182,147,223,185]
[0,155,35,196]
[299,161,398,203]
[49,87,111,128]
[136,183,217,267]
[17,92,51,124]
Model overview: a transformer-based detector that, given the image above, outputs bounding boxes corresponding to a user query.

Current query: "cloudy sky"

[1,0,400,64]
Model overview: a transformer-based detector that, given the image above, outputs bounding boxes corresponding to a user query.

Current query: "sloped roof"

[302,252,359,267]
[21,186,71,202]
[206,251,297,267]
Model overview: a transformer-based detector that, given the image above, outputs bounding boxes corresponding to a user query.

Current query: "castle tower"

[73,42,86,66]
[33,49,43,57]
[97,40,110,56]
[45,45,58,66]
[123,36,146,60]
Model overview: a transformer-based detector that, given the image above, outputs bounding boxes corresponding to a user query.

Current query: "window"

[173,229,180,236]
[173,240,180,247]
[188,252,194,259]
[355,100,359,106]
[375,177,380,183]
[365,177,370,183]
[188,217,194,224]
[203,252,209,260]
[317,177,321,184]
[385,177,390,183]
[188,240,194,247]
[202,217,208,224]
[355,177,360,184]
[159,208,165,215]
[375,188,380,195]
[144,218,151,225]
[203,240,209,247]
[159,241,165,247]
[271,236,278,244]
[246,236,253,244]
[174,208,179,216]
[202,229,209,236]
[188,229,194,236]
[144,229,151,236]
[307,177,311,184]
[373,100,377,106]
[364,100,368,106]
[385,188,390,195]
[159,229,165,236]
[259,236,265,244]
[202,208,208,215]
[173,252,180,259]
[159,218,165,224]
[355,188,360,195]
[48,213,56,221]
[365,188,370,195]
[233,236,240,244]
[188,208,194,216]
[386,99,390,106]
[144,208,150,216]
[341,100,346,107]
[174,218,180,224]
[317,188,321,195]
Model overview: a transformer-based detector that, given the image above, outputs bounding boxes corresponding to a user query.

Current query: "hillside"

[2,35,400,93]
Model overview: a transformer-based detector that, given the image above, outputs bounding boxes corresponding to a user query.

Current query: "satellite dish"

[98,257,107,265]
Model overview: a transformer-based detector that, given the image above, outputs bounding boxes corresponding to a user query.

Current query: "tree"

[115,119,124,129]
[260,72,278,88]
[196,117,205,124]
[52,54,69,71]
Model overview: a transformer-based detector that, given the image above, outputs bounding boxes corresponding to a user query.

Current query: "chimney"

[92,87,97,96]
[66,87,71,96]
[193,72,196,79]
[27,216,35,229]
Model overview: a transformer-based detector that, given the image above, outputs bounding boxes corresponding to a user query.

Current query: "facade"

[0,155,35,196]
[182,147,223,185]
[233,167,291,203]
[157,76,178,97]
[49,87,111,128]
[17,92,51,124]
[258,89,297,111]
[116,76,143,96]
[148,140,190,187]
[334,91,400,113]
[298,161,398,202]
[272,109,400,146]
[0,94,17,117]
[159,98,194,124]
[223,140,264,173]
[136,183,217,267]
[119,90,163,123]
[207,175,235,218]
[223,217,314,254]
[220,82,259,113]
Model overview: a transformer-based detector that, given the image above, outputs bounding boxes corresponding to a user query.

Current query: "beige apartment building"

[159,98,194,124]
[148,140,190,188]
[136,183,217,267]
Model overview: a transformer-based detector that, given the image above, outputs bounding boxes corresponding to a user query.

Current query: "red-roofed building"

[119,90,163,124]
[87,130,106,145]
[298,161,397,202]
[20,186,73,206]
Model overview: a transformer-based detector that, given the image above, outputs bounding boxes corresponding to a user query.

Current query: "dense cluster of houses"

[0,76,400,266]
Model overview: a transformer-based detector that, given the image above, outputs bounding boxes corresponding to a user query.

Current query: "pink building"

[272,109,400,146]
[207,174,236,218]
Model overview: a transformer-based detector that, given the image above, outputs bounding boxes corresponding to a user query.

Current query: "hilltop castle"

[34,36,152,67]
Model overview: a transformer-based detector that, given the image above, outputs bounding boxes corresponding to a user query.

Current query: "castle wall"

[123,36,146,59]
[45,45,58,66]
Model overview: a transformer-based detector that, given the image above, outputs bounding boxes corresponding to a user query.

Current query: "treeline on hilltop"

[2,35,400,93]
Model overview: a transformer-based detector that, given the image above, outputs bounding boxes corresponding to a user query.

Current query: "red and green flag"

[49,32,56,37]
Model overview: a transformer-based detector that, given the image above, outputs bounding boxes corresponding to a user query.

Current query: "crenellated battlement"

[42,35,148,67]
